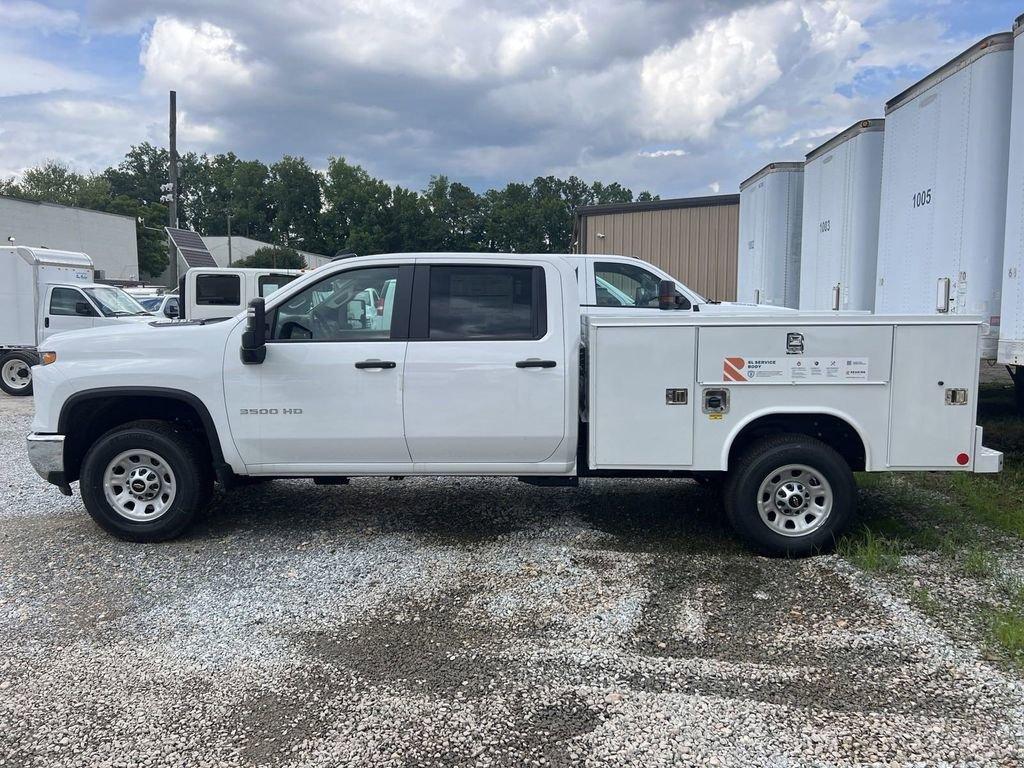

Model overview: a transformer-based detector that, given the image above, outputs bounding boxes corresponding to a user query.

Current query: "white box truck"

[799,119,884,312]
[999,14,1024,406]
[26,253,1000,557]
[0,247,153,396]
[737,162,804,308]
[178,267,304,322]
[875,32,1014,359]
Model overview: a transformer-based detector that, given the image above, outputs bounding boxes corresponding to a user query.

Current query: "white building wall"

[0,196,139,281]
[201,236,330,269]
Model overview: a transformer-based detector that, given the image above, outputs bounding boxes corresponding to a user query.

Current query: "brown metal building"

[572,194,740,301]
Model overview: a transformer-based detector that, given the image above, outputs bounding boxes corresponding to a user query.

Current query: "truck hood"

[41,317,237,361]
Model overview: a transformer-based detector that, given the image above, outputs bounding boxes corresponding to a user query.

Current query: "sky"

[0,0,1020,198]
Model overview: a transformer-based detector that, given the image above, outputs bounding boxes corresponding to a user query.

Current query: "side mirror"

[165,305,179,318]
[347,298,368,327]
[657,280,691,311]
[240,298,267,365]
[75,301,93,317]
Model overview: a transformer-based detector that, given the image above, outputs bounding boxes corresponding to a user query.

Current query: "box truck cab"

[27,253,1000,556]
[0,247,153,396]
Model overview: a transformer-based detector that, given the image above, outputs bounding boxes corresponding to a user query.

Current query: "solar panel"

[165,227,217,267]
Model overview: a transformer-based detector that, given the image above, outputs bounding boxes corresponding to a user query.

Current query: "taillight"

[956,453,970,466]
[376,299,385,312]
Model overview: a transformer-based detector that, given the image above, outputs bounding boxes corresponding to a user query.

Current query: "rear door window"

[425,265,545,340]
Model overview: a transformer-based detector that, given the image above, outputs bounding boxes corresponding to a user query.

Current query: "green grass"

[838,527,903,572]
[963,546,996,577]
[982,581,1024,666]
[910,586,940,617]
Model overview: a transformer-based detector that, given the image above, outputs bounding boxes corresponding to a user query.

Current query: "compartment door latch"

[665,388,688,405]
[786,332,804,355]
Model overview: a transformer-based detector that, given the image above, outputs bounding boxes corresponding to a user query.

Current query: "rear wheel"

[0,351,36,396]
[79,420,212,542]
[725,434,855,556]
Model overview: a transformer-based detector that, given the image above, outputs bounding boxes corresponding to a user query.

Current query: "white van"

[179,267,303,322]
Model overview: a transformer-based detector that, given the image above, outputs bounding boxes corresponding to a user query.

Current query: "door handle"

[354,359,396,370]
[516,359,557,369]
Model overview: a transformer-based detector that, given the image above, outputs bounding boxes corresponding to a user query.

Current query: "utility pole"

[226,211,233,266]
[163,90,179,286]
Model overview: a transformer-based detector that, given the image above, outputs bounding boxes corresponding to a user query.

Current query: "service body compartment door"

[888,324,979,468]
[589,325,696,469]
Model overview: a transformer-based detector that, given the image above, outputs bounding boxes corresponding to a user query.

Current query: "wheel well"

[727,413,866,472]
[61,393,221,483]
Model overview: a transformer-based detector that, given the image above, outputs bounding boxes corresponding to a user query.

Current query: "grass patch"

[910,586,940,617]
[963,546,996,577]
[982,581,1024,666]
[838,527,903,572]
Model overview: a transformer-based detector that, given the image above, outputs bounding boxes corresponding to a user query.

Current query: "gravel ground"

[2,395,1024,767]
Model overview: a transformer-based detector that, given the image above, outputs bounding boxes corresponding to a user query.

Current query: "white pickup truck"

[27,253,1001,555]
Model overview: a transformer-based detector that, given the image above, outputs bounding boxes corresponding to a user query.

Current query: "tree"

[240,245,306,269]
[268,156,324,252]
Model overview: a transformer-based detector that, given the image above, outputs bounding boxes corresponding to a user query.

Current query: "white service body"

[999,16,1024,366]
[875,33,1014,360]
[799,120,884,312]
[737,163,804,308]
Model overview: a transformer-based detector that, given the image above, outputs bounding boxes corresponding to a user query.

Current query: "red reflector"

[956,453,970,466]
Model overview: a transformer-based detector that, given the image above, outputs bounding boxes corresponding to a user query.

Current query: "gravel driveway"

[2,395,1023,767]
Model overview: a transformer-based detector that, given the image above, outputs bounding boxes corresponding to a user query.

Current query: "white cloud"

[0,50,97,97]
[637,149,688,158]
[140,17,262,97]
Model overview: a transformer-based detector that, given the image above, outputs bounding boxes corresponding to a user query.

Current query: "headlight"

[40,351,57,366]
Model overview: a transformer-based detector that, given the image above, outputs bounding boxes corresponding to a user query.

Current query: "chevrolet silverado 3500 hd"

[26,253,1002,555]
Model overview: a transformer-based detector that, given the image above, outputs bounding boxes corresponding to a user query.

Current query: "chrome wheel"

[102,449,177,521]
[756,463,833,538]
[1,358,31,392]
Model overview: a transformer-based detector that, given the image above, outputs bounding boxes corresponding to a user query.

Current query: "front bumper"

[26,433,71,494]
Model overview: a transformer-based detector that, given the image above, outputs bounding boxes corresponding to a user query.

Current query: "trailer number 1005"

[912,189,932,208]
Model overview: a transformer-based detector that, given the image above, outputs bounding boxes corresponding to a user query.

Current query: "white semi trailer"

[875,32,1014,360]
[737,162,804,308]
[799,120,884,312]
[999,14,1024,407]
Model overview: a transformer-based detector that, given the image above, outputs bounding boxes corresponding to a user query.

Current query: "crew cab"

[27,253,1001,555]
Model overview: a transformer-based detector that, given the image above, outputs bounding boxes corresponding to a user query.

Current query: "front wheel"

[724,434,855,557]
[79,420,213,542]
[0,351,36,396]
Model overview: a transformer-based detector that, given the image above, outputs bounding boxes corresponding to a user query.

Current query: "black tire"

[79,420,213,542]
[0,351,36,396]
[724,434,855,557]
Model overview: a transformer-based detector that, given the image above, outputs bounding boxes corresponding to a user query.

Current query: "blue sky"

[0,0,1020,197]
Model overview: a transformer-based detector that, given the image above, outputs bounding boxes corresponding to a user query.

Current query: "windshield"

[138,297,164,311]
[83,286,151,317]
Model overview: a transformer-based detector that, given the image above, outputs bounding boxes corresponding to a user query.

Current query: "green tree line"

[0,144,656,278]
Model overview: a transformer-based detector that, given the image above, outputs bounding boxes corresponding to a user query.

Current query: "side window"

[259,273,298,297]
[272,266,400,341]
[594,262,664,308]
[50,287,92,316]
[427,265,544,340]
[195,274,241,306]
